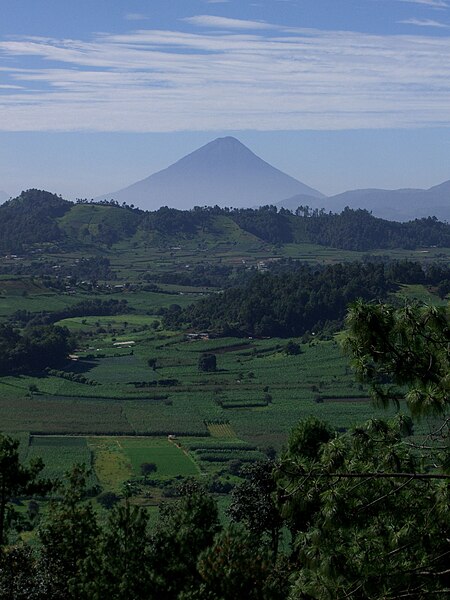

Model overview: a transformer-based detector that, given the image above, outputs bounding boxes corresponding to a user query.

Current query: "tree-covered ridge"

[294,207,450,251]
[164,260,450,337]
[228,206,294,244]
[153,204,450,250]
[2,190,450,253]
[141,206,212,236]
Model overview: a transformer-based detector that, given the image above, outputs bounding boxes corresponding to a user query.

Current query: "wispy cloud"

[1,17,450,132]
[182,15,272,30]
[397,1,449,8]
[124,13,150,22]
[399,17,449,25]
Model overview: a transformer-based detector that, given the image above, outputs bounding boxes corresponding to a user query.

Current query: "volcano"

[98,137,324,210]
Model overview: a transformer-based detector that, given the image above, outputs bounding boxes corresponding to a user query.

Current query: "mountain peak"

[204,136,246,148]
[212,135,242,144]
[99,137,324,210]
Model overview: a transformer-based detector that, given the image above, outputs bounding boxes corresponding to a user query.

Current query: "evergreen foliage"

[0,190,70,253]
[343,300,450,416]
[198,354,217,372]
[165,263,395,337]
[0,299,448,598]
[0,435,52,547]
[0,324,74,375]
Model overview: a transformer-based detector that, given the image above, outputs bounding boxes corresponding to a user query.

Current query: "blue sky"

[1,0,450,199]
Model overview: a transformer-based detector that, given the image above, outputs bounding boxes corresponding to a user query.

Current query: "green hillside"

[58,203,141,246]
[2,190,450,260]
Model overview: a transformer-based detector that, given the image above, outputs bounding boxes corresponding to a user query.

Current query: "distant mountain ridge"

[97,136,449,220]
[98,136,324,210]
[1,189,450,255]
[279,180,450,222]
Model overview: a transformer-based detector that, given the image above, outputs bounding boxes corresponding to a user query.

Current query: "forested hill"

[0,190,71,253]
[290,206,450,250]
[163,263,395,338]
[1,189,450,254]
[163,260,450,338]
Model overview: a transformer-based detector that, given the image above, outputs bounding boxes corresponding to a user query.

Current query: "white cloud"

[1,20,450,132]
[397,1,449,8]
[182,15,272,30]
[399,17,449,25]
[124,13,150,21]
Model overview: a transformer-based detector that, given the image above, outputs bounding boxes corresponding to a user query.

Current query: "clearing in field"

[88,437,133,492]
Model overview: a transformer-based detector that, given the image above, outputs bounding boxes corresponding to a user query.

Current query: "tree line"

[137,205,450,250]
[162,262,392,337]
[2,190,450,253]
[0,298,129,376]
[11,298,130,328]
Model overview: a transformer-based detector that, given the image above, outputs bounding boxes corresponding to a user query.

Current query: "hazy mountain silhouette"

[279,181,450,222]
[98,137,324,210]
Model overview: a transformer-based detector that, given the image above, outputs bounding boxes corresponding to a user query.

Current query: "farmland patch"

[88,437,132,492]
[121,437,199,477]
[28,436,96,484]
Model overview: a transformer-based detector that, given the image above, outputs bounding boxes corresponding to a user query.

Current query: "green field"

[121,437,199,477]
[0,236,447,506]
[27,436,96,482]
[0,334,402,444]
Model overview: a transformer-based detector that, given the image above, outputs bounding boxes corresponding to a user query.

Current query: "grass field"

[87,437,132,492]
[396,284,448,306]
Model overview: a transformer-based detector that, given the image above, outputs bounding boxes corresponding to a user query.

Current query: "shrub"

[198,353,217,372]
[285,340,301,355]
[96,491,120,510]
